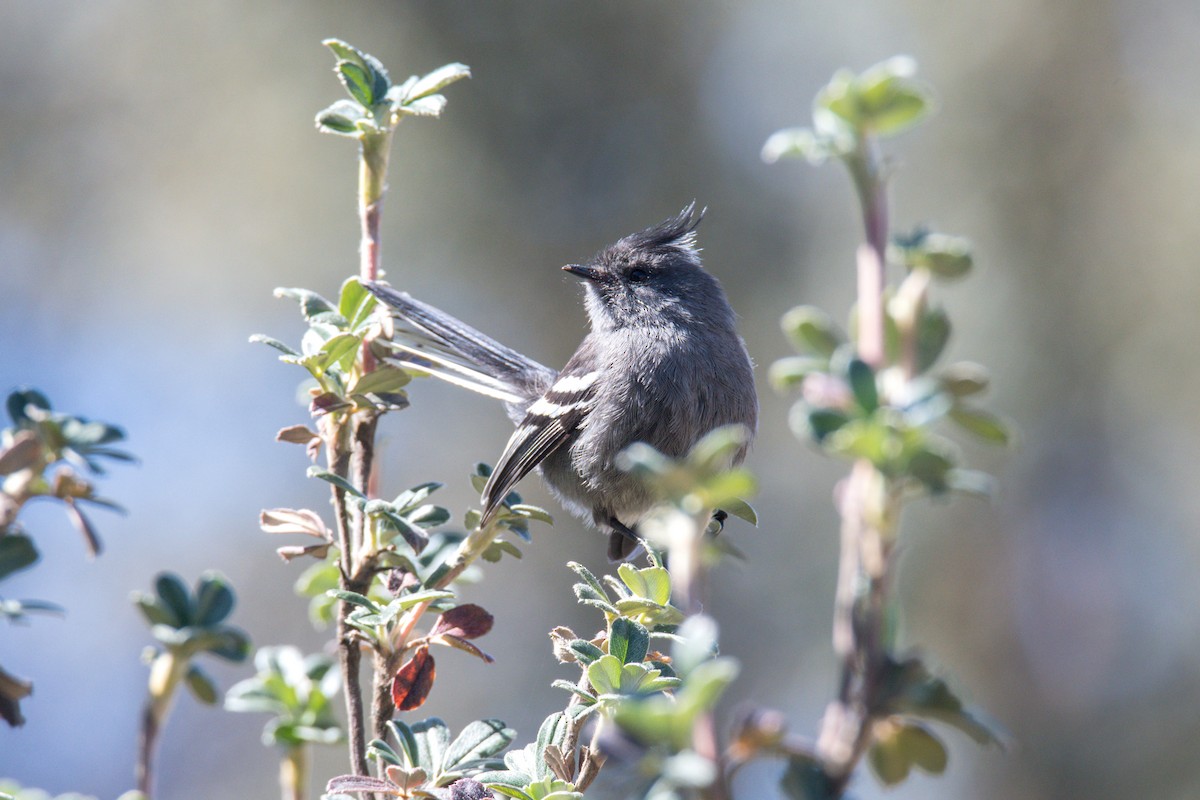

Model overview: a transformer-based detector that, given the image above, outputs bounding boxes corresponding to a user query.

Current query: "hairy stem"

[371,648,402,743]
[329,423,370,778]
[136,651,187,798]
[815,132,898,793]
[280,745,308,800]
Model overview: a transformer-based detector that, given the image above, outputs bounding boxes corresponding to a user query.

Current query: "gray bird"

[366,204,758,559]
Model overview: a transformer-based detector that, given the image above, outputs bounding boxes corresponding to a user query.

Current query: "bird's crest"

[625,202,706,254]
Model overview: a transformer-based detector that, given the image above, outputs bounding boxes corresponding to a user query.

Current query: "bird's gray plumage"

[366,203,757,560]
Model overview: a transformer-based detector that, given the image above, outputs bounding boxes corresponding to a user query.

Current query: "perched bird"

[366,204,757,559]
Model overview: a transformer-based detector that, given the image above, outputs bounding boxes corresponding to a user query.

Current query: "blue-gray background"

[3,2,1200,798]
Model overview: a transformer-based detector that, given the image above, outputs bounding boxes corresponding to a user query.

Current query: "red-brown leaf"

[391,645,436,711]
[434,633,494,664]
[431,604,494,640]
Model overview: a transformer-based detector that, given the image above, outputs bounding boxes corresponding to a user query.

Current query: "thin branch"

[329,426,370,779]
[814,131,899,794]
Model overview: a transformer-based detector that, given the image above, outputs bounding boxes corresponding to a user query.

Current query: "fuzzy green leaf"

[443,719,517,773]
[154,573,192,627]
[194,573,236,626]
[949,406,1012,446]
[609,618,650,665]
[781,306,844,357]
[0,535,39,582]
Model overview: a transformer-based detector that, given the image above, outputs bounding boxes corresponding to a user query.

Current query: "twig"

[328,425,371,778]
[813,131,899,794]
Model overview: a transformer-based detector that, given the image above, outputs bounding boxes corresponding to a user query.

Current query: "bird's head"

[563,203,731,331]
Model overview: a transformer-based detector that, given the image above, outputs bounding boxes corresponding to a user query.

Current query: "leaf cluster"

[315,39,470,139]
[476,713,584,800]
[252,278,408,420]
[762,56,934,166]
[773,298,1008,499]
[1,388,131,560]
[132,572,250,704]
[0,389,130,726]
[225,645,343,748]
[326,717,514,798]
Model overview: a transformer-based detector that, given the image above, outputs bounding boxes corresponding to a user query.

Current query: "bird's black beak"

[562,264,602,282]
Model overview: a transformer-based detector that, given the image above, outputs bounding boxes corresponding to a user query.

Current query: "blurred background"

[3,1,1200,798]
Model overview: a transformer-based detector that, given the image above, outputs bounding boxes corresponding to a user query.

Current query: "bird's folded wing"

[480,360,601,523]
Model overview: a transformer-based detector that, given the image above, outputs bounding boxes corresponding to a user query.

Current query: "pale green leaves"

[224,645,342,748]
[763,56,935,166]
[315,39,470,139]
[617,425,757,519]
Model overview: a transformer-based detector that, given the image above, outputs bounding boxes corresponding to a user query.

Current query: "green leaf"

[337,61,376,106]
[509,504,553,525]
[587,655,623,696]
[609,618,650,665]
[388,718,421,767]
[566,562,608,600]
[904,233,972,279]
[573,584,617,616]
[781,306,844,357]
[338,277,375,327]
[908,448,954,494]
[248,334,300,358]
[185,664,218,705]
[154,573,193,627]
[307,466,366,497]
[867,721,948,786]
[443,719,517,773]
[768,356,827,392]
[0,535,39,582]
[194,573,235,626]
[328,590,380,612]
[949,406,1012,446]
[323,39,369,69]
[939,362,990,397]
[846,358,878,412]
[405,63,471,101]
[568,640,604,664]
[275,287,335,321]
[761,127,835,165]
[315,99,366,136]
[719,498,758,527]
[618,564,671,606]
[534,712,570,779]
[205,627,251,662]
[791,404,849,444]
[411,717,451,773]
[317,332,362,372]
[855,56,934,136]
[679,657,738,714]
[485,784,535,800]
[916,307,951,373]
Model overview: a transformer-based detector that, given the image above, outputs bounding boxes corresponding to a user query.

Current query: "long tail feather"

[365,282,554,407]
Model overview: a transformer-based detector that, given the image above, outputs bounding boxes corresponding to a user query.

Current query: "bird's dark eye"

[628,267,650,283]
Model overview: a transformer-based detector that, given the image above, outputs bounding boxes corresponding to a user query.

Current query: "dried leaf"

[276,542,333,562]
[0,431,41,475]
[276,424,319,445]
[260,508,332,540]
